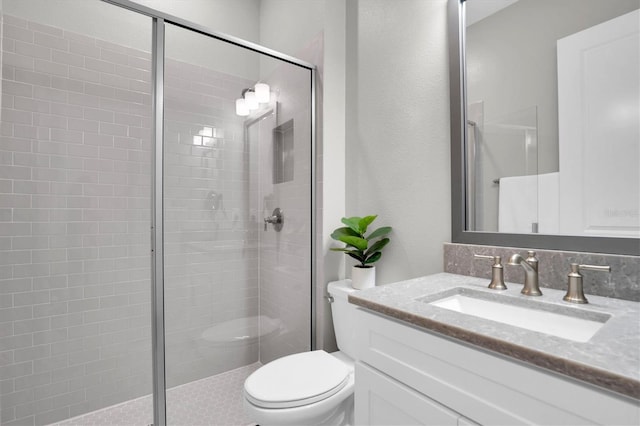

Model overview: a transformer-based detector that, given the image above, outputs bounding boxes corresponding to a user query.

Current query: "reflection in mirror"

[464,0,639,239]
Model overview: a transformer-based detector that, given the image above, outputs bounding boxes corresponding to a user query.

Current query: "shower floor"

[51,363,261,426]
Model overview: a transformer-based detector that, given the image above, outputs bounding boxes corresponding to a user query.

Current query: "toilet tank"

[327,280,360,359]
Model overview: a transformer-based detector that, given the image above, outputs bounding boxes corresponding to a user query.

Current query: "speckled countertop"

[348,273,640,400]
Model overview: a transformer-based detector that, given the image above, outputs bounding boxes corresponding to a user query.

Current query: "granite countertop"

[348,273,640,400]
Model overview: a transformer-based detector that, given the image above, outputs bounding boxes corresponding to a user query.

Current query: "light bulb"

[244,91,259,110]
[235,98,249,116]
[255,83,270,103]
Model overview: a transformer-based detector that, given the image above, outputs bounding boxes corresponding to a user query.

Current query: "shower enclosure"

[0,1,316,425]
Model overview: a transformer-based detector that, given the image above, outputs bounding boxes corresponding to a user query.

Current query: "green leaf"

[364,251,382,264]
[341,216,364,235]
[337,235,368,251]
[365,238,389,256]
[366,226,392,240]
[346,252,366,264]
[330,227,359,241]
[357,215,377,234]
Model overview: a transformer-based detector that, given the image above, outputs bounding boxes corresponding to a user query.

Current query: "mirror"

[448,0,640,255]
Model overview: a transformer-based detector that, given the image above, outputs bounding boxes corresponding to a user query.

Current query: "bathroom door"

[558,9,640,237]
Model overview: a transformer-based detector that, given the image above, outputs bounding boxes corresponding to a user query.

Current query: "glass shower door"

[162,23,313,424]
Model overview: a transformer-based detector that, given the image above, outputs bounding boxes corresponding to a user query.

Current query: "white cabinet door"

[355,362,460,426]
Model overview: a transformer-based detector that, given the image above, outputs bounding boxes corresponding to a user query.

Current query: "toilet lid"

[244,350,350,409]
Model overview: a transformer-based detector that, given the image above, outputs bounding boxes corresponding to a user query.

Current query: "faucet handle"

[474,254,507,290]
[563,263,611,304]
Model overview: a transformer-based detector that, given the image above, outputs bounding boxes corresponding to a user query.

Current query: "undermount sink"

[427,290,610,343]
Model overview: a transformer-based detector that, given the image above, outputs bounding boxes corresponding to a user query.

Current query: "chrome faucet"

[508,250,542,296]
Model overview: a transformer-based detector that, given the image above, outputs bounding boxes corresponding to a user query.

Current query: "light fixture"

[235,83,271,116]
[244,90,259,110]
[235,98,249,116]
[255,83,270,103]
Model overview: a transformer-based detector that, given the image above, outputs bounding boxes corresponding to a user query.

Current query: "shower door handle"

[264,208,284,231]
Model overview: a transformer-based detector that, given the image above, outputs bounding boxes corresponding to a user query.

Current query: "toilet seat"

[244,350,351,409]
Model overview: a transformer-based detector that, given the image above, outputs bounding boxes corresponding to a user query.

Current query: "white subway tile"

[13,344,50,362]
[3,81,33,97]
[12,209,49,222]
[50,261,83,276]
[13,125,39,139]
[31,223,66,236]
[51,50,83,67]
[49,155,83,171]
[33,113,66,129]
[31,141,67,155]
[84,82,115,99]
[84,57,115,74]
[31,249,66,263]
[49,288,83,303]
[66,144,100,159]
[32,167,66,182]
[0,221,31,235]
[32,303,67,320]
[50,102,83,118]
[49,182,83,196]
[67,118,98,133]
[67,92,100,108]
[99,146,127,160]
[33,275,67,291]
[14,96,49,113]
[83,107,113,123]
[48,236,82,250]
[66,222,98,235]
[3,24,33,43]
[32,354,66,375]
[14,69,51,87]
[0,165,31,180]
[2,109,33,125]
[0,334,33,351]
[51,128,83,144]
[49,313,82,331]
[33,86,67,103]
[0,137,32,153]
[50,76,84,93]
[33,32,68,51]
[69,66,100,84]
[14,371,51,392]
[31,195,65,208]
[14,41,50,61]
[69,40,100,59]
[50,337,83,356]
[34,59,68,77]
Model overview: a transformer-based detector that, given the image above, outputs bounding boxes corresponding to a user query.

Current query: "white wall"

[342,0,451,285]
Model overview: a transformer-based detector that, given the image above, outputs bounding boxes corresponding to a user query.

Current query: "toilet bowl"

[243,281,358,426]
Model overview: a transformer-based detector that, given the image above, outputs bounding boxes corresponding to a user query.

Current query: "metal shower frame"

[98,1,318,425]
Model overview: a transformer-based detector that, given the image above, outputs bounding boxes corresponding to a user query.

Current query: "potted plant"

[330,215,392,289]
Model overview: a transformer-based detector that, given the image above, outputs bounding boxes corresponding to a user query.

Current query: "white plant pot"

[351,266,376,290]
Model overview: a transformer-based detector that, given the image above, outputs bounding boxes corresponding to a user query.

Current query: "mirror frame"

[447,0,640,256]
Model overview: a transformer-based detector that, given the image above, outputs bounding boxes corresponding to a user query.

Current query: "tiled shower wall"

[0,14,154,426]
[0,13,315,425]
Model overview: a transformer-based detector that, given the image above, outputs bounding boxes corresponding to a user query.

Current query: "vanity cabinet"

[354,308,640,425]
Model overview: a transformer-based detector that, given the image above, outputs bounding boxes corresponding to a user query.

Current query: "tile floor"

[52,363,261,426]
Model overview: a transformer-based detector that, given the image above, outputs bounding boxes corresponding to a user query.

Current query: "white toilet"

[243,280,358,426]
